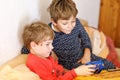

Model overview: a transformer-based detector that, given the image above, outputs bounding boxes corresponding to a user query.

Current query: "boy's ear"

[50,18,57,26]
[30,41,37,48]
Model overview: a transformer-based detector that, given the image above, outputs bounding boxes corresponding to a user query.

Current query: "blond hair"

[47,0,78,22]
[22,21,54,49]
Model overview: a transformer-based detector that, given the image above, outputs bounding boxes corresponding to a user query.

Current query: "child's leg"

[91,53,116,69]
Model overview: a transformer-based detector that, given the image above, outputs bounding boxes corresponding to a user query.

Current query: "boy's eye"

[46,44,49,46]
[62,22,68,25]
[72,21,75,23]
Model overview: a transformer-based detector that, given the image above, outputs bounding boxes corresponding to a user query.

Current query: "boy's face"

[52,15,76,34]
[31,39,54,58]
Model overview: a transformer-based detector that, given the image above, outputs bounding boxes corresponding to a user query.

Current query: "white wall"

[75,0,100,28]
[0,0,100,65]
[0,0,50,65]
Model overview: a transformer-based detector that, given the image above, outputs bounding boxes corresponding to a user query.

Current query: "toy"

[86,60,105,74]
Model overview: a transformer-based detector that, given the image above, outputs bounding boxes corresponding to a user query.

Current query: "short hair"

[22,21,54,49]
[47,0,78,23]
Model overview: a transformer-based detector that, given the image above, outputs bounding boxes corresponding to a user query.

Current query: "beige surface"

[0,54,28,70]
[75,70,120,80]
[0,64,40,80]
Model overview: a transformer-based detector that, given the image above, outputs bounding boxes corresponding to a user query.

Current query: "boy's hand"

[78,48,91,64]
[74,65,95,76]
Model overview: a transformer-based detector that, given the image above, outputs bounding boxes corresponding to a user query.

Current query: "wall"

[75,0,101,28]
[0,0,100,65]
[0,0,50,65]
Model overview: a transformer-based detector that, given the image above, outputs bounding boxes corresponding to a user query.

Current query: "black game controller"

[86,60,105,74]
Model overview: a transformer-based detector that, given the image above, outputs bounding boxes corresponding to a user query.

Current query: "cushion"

[84,26,109,58]
[0,54,28,71]
[106,36,120,67]
[79,18,109,58]
[0,64,41,80]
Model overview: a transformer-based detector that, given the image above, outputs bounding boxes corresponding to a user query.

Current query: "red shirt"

[26,53,77,80]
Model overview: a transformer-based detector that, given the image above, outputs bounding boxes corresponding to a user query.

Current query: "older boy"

[47,0,116,70]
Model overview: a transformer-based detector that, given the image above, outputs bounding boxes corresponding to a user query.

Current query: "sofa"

[0,54,41,80]
[0,19,120,80]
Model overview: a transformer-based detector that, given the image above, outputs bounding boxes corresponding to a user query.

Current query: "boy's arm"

[76,18,92,64]
[82,48,91,64]
[77,18,92,52]
[78,48,91,64]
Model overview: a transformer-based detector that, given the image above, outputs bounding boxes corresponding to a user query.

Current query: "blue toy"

[86,60,105,74]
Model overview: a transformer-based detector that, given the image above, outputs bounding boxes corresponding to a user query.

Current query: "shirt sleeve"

[53,58,77,80]
[76,18,92,52]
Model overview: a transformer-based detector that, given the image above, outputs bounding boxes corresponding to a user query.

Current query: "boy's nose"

[68,23,73,29]
[51,45,54,49]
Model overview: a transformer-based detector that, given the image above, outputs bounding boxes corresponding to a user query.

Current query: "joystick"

[86,60,105,74]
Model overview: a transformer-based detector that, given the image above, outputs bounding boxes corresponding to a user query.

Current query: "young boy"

[47,0,116,70]
[22,21,95,80]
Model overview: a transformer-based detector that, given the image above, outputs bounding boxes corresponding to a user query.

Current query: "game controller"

[86,60,105,74]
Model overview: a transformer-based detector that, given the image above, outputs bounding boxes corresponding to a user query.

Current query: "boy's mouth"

[65,30,72,34]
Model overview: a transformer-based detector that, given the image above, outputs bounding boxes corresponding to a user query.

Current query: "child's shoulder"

[76,18,82,24]
[75,18,83,27]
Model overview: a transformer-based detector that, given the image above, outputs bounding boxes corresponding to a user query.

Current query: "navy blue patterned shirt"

[49,18,92,69]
